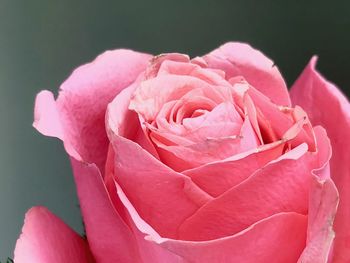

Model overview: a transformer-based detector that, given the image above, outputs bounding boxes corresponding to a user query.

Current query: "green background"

[0,0,349,259]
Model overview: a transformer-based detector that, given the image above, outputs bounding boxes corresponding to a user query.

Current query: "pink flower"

[15,43,350,262]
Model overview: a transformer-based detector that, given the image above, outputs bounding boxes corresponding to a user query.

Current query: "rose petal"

[129,75,228,122]
[203,42,291,106]
[106,82,159,158]
[121,191,307,263]
[152,115,258,171]
[14,207,94,263]
[157,60,230,87]
[145,53,190,79]
[290,56,350,262]
[70,159,141,263]
[108,89,214,238]
[111,172,308,263]
[33,49,151,173]
[183,141,285,197]
[154,213,306,263]
[183,112,313,196]
[296,126,339,263]
[114,182,185,263]
[107,132,213,238]
[178,143,310,241]
[72,157,185,263]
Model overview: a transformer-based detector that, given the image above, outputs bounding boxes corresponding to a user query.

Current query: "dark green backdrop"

[0,0,349,259]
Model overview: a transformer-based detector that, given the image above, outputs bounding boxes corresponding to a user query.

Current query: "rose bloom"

[14,43,350,263]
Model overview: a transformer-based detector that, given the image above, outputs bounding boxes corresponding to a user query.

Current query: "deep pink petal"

[158,213,306,263]
[72,157,185,263]
[183,141,285,197]
[111,175,307,263]
[297,126,339,262]
[114,182,185,262]
[14,207,94,263]
[203,42,291,106]
[290,57,350,262]
[33,49,151,173]
[146,213,306,263]
[70,158,142,263]
[107,133,212,239]
[178,143,311,241]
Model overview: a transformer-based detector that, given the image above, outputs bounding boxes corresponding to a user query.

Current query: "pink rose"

[15,43,350,262]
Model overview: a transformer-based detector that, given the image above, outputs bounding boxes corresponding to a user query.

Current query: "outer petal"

[14,207,94,263]
[71,159,141,263]
[290,57,350,262]
[297,127,339,263]
[72,158,183,263]
[116,182,307,263]
[33,49,151,173]
[203,42,291,106]
[178,143,310,241]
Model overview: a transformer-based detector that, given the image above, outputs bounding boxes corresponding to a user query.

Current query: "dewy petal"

[290,56,349,262]
[298,126,339,263]
[203,42,291,106]
[178,143,310,241]
[33,49,151,173]
[14,207,94,263]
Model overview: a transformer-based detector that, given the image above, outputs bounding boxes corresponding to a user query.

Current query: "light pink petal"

[33,49,151,173]
[290,57,350,262]
[157,60,230,87]
[151,109,258,172]
[178,143,310,241]
[182,102,243,140]
[14,207,94,263]
[203,42,291,106]
[70,158,142,263]
[33,91,64,140]
[144,53,190,79]
[129,75,227,122]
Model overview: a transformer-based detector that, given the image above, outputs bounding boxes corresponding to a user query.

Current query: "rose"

[14,43,349,263]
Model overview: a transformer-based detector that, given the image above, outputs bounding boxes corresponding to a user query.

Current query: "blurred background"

[0,0,349,259]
